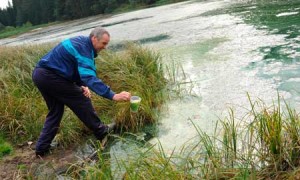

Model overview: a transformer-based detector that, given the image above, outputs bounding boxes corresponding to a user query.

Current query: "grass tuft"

[0,135,13,158]
[0,42,170,146]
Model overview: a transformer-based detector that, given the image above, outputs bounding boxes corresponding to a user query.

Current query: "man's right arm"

[81,75,131,101]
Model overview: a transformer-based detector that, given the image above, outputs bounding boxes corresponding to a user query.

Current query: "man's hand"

[113,91,131,101]
[81,86,91,98]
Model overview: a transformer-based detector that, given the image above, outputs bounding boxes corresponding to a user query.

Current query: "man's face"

[92,33,110,53]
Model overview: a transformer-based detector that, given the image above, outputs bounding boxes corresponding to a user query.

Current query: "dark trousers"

[32,67,108,152]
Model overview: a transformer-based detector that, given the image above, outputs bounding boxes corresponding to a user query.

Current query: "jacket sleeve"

[77,63,115,100]
[77,57,115,100]
[80,73,115,100]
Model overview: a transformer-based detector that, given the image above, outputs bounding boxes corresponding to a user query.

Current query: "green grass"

[0,143,12,158]
[0,22,59,39]
[0,135,13,158]
[62,94,300,179]
[94,43,168,132]
[0,42,169,146]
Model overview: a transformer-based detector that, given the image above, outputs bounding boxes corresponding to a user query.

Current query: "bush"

[4,26,15,31]
[23,21,32,28]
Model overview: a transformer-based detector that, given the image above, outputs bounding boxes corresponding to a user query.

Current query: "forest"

[0,0,183,30]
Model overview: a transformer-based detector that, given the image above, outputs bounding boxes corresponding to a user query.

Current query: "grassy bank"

[95,44,168,131]
[64,94,300,179]
[0,43,168,148]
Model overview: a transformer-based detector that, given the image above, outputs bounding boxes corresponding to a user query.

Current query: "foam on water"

[276,12,299,17]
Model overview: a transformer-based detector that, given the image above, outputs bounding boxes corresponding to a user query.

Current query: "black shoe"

[107,122,116,133]
[35,149,50,157]
[99,122,116,149]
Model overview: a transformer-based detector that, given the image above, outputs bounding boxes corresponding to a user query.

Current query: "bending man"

[32,27,131,156]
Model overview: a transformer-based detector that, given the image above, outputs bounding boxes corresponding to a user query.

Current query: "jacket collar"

[88,36,98,58]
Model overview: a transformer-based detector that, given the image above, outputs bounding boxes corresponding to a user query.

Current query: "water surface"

[1,0,300,169]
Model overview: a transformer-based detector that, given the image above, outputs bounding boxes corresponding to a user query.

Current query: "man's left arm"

[80,74,115,100]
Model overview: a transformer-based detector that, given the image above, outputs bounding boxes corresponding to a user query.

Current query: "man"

[32,27,131,157]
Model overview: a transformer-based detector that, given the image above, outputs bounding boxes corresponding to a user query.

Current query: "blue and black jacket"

[36,36,115,100]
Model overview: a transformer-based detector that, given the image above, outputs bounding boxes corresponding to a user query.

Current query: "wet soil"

[0,143,80,179]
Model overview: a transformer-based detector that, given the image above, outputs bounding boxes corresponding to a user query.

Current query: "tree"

[6,1,16,26]
[79,0,93,17]
[54,0,66,20]
[0,1,16,26]
[40,0,55,23]
[0,22,5,31]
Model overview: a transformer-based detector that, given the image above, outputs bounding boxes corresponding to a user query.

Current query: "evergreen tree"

[80,0,93,17]
[29,0,41,25]
[6,1,16,26]
[14,0,24,26]
[0,22,5,31]
[0,1,16,26]
[21,0,33,24]
[40,0,55,23]
[54,0,66,20]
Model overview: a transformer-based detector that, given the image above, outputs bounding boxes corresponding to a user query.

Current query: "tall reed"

[73,95,300,179]
[94,43,168,131]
